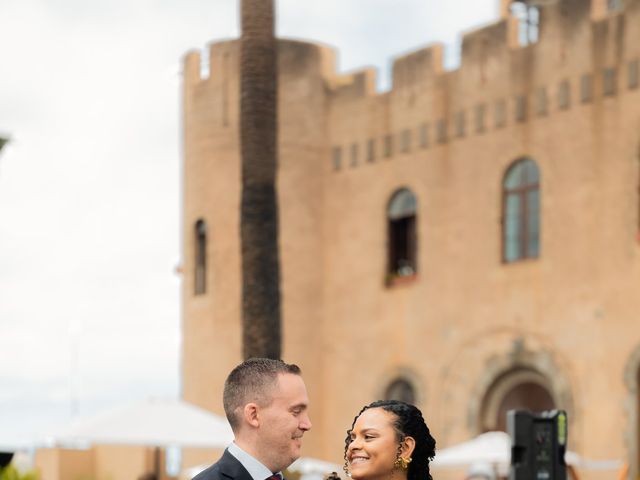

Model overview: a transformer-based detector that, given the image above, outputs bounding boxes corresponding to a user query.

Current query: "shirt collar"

[227,442,282,480]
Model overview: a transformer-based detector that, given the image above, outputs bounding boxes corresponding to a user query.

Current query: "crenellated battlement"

[329,68,377,100]
[460,20,509,65]
[324,0,640,173]
[182,0,640,174]
[391,43,444,89]
[500,0,610,21]
[183,0,639,99]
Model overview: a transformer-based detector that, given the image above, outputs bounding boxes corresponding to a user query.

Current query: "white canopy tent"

[431,431,622,477]
[52,398,234,449]
[288,457,343,480]
[433,432,513,469]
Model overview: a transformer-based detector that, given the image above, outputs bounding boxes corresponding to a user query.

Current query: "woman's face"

[346,408,406,480]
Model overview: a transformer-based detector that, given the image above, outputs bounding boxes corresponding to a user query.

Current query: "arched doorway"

[623,344,640,480]
[480,369,556,432]
[636,366,640,477]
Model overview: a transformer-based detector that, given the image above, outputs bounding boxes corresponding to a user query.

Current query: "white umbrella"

[431,431,593,476]
[432,432,511,468]
[289,457,342,480]
[52,398,234,448]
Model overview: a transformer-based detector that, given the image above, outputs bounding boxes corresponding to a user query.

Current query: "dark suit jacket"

[193,449,254,480]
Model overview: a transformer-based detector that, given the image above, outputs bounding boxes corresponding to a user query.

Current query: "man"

[194,358,312,480]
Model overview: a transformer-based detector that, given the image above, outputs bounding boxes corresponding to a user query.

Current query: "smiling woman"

[343,400,436,480]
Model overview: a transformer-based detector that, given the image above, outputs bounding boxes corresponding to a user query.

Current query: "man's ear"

[243,403,260,428]
[402,436,416,458]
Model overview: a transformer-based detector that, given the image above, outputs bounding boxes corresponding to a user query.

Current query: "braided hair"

[343,400,436,480]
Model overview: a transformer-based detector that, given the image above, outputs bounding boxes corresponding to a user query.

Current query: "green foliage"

[0,465,38,480]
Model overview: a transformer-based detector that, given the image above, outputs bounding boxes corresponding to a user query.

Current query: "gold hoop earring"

[394,456,412,470]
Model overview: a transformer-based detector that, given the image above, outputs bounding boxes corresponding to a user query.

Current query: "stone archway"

[468,339,575,438]
[480,368,556,432]
[623,344,640,480]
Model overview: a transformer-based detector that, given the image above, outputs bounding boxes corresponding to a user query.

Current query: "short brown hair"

[223,358,301,431]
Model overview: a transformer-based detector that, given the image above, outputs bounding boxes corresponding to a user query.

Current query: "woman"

[343,400,436,480]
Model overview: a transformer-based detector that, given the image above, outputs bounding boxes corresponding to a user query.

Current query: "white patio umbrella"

[431,431,588,477]
[52,398,234,448]
[288,457,342,480]
[432,432,512,469]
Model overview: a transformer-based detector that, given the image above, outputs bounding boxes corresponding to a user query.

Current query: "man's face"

[257,373,312,472]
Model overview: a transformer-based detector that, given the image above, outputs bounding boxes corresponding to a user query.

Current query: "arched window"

[194,219,207,295]
[502,158,540,262]
[387,188,417,277]
[385,378,416,404]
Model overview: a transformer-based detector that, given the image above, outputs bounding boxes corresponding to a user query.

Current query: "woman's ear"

[402,436,416,458]
[243,403,260,428]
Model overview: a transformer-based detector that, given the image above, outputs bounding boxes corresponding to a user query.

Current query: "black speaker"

[0,452,14,469]
[508,410,567,480]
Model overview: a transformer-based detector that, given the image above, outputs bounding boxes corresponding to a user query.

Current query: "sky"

[0,0,498,450]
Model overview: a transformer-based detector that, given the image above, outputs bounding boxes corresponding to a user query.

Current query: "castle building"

[181,0,640,474]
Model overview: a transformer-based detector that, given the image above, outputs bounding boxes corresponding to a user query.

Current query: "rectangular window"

[495,100,506,128]
[455,111,466,138]
[436,119,448,144]
[535,87,548,116]
[195,220,207,295]
[389,216,417,276]
[419,123,429,149]
[608,0,622,12]
[367,139,376,162]
[222,53,230,127]
[350,143,359,167]
[384,135,393,158]
[581,74,593,103]
[400,129,411,153]
[475,104,486,133]
[332,146,342,171]
[628,60,639,89]
[603,67,617,96]
[515,95,528,122]
[558,80,571,110]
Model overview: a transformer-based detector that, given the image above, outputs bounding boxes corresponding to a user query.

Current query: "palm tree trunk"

[239,0,281,359]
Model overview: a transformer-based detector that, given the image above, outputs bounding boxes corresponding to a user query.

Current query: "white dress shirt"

[227,442,282,480]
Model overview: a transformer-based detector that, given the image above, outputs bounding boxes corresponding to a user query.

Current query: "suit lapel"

[219,450,254,480]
